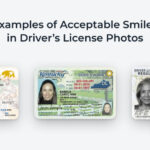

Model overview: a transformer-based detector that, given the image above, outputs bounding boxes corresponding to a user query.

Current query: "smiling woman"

[135,78,150,110]
[38,80,57,105]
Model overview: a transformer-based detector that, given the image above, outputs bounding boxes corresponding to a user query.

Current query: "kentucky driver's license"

[35,68,116,119]
[0,67,19,119]
[132,68,150,119]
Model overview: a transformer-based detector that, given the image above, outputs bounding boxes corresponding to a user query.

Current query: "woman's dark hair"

[38,79,57,104]
[102,103,112,115]
[136,78,150,106]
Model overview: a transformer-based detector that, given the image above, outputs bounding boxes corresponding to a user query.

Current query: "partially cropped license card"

[132,68,150,119]
[35,68,116,119]
[0,67,19,119]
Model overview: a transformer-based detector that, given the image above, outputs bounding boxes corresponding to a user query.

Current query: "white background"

[0,0,150,150]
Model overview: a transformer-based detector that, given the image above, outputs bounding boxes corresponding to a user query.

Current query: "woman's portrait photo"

[38,79,57,105]
[102,103,112,115]
[135,78,150,110]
